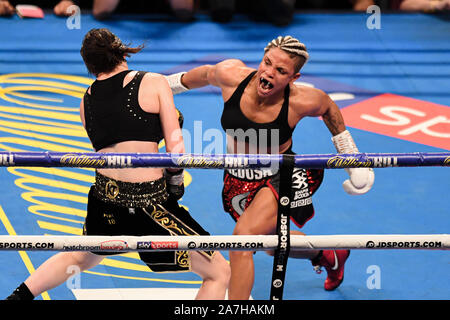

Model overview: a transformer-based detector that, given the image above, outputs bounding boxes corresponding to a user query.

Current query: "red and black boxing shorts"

[222,165,324,229]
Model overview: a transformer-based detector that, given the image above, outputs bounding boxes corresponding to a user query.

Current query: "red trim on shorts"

[267,180,314,229]
[290,209,315,229]
[266,181,279,200]
[231,211,240,221]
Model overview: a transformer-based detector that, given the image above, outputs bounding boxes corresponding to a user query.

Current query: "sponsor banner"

[365,240,442,249]
[176,155,223,168]
[340,93,450,150]
[187,241,264,250]
[100,240,129,251]
[0,154,14,166]
[137,241,179,250]
[326,155,372,168]
[62,245,101,251]
[0,242,54,249]
[326,155,400,168]
[60,154,105,167]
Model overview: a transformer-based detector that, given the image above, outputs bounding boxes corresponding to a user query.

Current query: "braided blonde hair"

[264,36,309,72]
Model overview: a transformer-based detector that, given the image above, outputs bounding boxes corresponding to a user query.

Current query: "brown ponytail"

[80,28,144,76]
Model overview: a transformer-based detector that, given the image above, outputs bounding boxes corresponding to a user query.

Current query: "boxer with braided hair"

[165,35,374,299]
[264,35,309,67]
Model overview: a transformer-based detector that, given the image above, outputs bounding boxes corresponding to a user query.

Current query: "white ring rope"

[0,234,448,252]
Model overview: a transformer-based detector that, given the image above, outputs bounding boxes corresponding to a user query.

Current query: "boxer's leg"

[191,251,230,300]
[6,252,103,300]
[227,187,278,300]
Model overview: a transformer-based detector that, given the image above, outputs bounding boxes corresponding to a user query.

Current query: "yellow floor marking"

[83,270,202,285]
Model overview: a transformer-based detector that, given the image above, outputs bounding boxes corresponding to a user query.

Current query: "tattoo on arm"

[322,103,346,136]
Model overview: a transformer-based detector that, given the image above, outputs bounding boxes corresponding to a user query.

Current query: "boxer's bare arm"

[291,85,374,195]
[290,85,346,136]
[320,94,347,136]
[181,59,248,90]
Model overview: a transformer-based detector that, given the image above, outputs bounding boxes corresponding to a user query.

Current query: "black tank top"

[83,70,163,151]
[220,71,294,149]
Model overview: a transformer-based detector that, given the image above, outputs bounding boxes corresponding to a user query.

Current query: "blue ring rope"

[0,151,448,169]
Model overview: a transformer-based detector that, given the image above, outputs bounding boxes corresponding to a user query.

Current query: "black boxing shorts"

[83,172,214,273]
[222,165,324,228]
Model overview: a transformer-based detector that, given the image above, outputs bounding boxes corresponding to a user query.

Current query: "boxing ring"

[1,11,449,301]
[0,151,449,300]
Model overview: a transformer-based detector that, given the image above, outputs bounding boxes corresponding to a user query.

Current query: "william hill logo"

[60,154,133,168]
[444,157,450,166]
[176,155,222,168]
[327,156,372,168]
[60,154,106,167]
[0,154,14,166]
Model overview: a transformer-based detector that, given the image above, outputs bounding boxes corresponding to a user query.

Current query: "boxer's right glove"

[332,130,375,195]
[164,168,185,200]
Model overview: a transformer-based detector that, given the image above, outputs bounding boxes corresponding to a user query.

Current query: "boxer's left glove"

[164,168,185,200]
[332,130,374,195]
[159,108,184,144]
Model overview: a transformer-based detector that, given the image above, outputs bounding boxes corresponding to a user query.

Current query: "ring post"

[270,154,295,301]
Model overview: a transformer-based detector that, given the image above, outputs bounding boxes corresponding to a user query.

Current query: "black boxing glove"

[176,108,184,128]
[162,108,184,200]
[164,168,185,200]
[159,109,184,144]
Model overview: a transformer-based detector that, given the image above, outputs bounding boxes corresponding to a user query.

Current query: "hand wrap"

[164,169,185,200]
[164,72,189,95]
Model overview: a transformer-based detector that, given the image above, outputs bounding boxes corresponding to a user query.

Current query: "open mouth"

[259,77,274,93]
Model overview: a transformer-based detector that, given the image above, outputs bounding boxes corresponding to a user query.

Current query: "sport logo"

[137,241,178,250]
[187,242,196,249]
[0,154,14,166]
[224,156,250,168]
[365,240,442,248]
[372,156,398,167]
[272,279,283,288]
[279,196,290,207]
[366,241,375,248]
[100,240,129,251]
[60,154,105,167]
[327,156,372,168]
[291,168,308,190]
[105,155,132,167]
[176,155,222,168]
[339,93,450,150]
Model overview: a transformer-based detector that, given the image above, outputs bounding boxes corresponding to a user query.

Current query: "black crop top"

[220,71,294,149]
[83,70,163,151]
